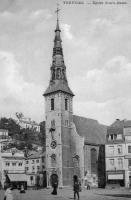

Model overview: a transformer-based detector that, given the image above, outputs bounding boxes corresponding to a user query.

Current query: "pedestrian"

[73,175,80,200]
[20,184,25,193]
[51,181,58,195]
[79,180,82,192]
[87,182,90,190]
[4,183,14,200]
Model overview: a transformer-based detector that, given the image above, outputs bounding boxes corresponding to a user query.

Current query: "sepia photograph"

[0,0,131,199]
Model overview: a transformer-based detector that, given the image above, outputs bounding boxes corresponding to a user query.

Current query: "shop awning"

[108,174,123,180]
[8,174,27,182]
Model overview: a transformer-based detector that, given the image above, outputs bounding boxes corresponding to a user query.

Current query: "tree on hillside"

[0,117,21,137]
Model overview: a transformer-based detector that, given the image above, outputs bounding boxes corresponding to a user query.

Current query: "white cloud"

[71,55,131,124]
[0,1,130,125]
[71,56,131,102]
[74,97,131,125]
[0,9,53,35]
[0,51,44,122]
[62,24,73,40]
[29,9,52,20]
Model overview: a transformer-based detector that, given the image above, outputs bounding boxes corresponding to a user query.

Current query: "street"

[1,187,131,200]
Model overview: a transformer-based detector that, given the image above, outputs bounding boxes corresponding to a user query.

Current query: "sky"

[0,0,131,125]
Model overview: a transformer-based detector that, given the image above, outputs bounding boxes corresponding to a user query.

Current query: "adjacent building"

[25,151,46,187]
[105,119,131,188]
[124,120,131,187]
[16,114,40,132]
[0,148,26,188]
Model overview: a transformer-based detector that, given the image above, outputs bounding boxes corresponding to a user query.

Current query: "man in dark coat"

[51,174,58,195]
[73,175,80,200]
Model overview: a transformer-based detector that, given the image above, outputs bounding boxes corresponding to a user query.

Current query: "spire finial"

[55,1,60,21]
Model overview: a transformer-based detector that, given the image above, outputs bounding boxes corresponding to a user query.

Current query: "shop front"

[8,173,27,189]
[106,170,125,187]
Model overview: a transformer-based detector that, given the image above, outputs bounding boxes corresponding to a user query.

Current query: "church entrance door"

[50,174,58,188]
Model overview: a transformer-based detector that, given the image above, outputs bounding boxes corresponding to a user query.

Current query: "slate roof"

[107,119,124,135]
[27,150,45,159]
[107,119,131,135]
[44,80,74,96]
[109,119,124,128]
[124,120,131,127]
[73,115,107,144]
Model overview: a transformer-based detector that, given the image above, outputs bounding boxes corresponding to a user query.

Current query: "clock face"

[51,140,57,149]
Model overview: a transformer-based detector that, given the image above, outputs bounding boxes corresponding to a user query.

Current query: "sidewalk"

[1,187,131,200]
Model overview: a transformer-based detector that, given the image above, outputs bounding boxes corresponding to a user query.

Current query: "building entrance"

[50,174,58,187]
[50,174,58,194]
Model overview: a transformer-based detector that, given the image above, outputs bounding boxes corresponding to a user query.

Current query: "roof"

[27,151,45,159]
[2,148,24,154]
[107,119,131,135]
[19,119,39,126]
[124,120,131,128]
[8,174,27,182]
[109,119,124,128]
[44,80,74,96]
[73,115,107,144]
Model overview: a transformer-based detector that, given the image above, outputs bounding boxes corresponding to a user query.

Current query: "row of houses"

[0,148,46,188]
[1,119,131,189]
[0,142,46,189]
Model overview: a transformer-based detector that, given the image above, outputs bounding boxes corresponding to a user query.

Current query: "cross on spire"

[55,2,60,21]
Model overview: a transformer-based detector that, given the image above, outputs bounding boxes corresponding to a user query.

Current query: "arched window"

[91,148,97,174]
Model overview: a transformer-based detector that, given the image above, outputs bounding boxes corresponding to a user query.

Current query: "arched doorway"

[50,174,58,188]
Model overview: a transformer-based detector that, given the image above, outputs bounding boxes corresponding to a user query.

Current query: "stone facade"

[45,92,74,187]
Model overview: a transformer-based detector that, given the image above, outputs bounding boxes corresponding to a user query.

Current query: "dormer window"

[51,98,54,110]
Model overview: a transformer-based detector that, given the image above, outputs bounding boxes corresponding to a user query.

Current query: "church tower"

[43,10,74,187]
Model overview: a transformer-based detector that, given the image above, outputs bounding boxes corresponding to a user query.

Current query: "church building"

[43,13,106,188]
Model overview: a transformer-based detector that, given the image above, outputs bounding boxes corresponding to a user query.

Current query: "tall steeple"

[44,5,75,187]
[44,5,74,97]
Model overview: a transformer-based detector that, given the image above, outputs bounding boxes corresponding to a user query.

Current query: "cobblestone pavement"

[1,187,131,200]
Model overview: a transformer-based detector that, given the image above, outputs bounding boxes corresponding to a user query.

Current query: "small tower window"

[51,120,55,128]
[51,98,54,110]
[65,99,68,110]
